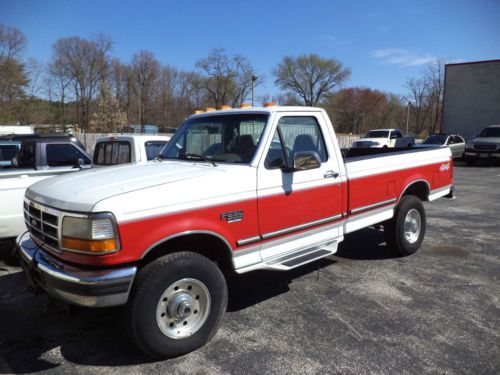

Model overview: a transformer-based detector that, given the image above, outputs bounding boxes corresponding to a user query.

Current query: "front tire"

[384,195,426,256]
[126,252,227,358]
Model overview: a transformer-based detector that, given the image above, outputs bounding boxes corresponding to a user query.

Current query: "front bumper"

[17,232,136,307]
[464,151,500,160]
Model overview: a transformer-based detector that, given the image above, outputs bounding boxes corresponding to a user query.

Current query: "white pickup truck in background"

[0,136,91,241]
[93,135,171,167]
[352,129,415,148]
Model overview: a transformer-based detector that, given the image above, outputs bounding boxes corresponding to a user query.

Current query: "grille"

[24,200,61,251]
[473,144,496,152]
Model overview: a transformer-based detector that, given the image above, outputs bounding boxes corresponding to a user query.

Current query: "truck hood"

[26,161,230,212]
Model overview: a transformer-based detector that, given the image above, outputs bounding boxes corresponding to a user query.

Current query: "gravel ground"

[0,162,499,374]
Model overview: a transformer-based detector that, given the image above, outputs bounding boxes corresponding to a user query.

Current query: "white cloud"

[372,48,437,66]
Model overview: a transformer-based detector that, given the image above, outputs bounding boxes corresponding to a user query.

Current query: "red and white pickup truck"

[18,106,454,358]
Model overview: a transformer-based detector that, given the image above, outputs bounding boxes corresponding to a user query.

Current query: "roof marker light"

[263,102,276,107]
[240,104,252,108]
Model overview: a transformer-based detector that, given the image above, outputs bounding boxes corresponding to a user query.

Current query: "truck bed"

[342,146,453,234]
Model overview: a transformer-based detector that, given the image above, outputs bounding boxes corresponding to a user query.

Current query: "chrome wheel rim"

[156,278,211,339]
[404,208,421,244]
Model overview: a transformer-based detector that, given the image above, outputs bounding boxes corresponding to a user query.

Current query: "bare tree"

[274,54,351,106]
[51,34,112,131]
[405,77,430,135]
[423,59,445,134]
[0,24,28,118]
[131,50,160,131]
[196,48,262,108]
[404,59,445,135]
[48,56,73,125]
[0,24,26,72]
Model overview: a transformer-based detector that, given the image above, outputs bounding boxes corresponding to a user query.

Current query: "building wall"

[442,60,500,140]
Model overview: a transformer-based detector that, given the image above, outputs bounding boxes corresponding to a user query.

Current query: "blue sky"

[1,0,499,97]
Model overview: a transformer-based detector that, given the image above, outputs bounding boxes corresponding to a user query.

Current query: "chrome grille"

[473,144,496,151]
[24,199,61,251]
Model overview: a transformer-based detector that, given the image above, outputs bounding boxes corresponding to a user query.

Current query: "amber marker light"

[62,237,118,253]
[240,103,251,108]
[263,102,276,107]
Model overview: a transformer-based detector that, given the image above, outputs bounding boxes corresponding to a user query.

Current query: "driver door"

[256,113,343,261]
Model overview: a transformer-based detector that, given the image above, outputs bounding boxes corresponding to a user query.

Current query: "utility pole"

[405,102,411,135]
[251,75,257,106]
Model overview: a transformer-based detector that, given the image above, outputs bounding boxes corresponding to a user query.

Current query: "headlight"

[62,213,119,254]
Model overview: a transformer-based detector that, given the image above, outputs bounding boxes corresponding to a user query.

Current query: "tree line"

[0,24,444,136]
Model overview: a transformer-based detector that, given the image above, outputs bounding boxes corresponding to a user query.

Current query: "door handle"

[324,170,339,178]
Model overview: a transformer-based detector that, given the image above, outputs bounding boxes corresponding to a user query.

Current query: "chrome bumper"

[17,232,136,307]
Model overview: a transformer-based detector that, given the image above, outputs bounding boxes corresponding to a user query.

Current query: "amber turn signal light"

[62,237,118,253]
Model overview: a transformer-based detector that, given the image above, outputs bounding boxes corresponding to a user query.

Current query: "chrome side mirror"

[293,151,321,171]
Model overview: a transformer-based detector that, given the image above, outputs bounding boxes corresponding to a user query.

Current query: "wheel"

[125,252,228,358]
[384,195,426,256]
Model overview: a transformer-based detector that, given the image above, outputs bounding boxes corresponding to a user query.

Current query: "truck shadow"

[335,227,398,260]
[0,227,394,371]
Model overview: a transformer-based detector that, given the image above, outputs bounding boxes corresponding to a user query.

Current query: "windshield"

[160,113,268,164]
[363,130,389,138]
[422,135,447,145]
[479,127,500,137]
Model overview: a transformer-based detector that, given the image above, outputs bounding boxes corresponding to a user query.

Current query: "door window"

[47,144,91,166]
[265,116,327,169]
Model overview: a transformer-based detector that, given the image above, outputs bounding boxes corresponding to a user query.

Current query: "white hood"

[26,161,256,218]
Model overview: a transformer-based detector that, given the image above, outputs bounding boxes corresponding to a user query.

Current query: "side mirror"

[292,151,321,171]
[73,158,85,169]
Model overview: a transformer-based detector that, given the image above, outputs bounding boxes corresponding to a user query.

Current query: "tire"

[125,252,228,358]
[466,159,476,166]
[384,195,426,256]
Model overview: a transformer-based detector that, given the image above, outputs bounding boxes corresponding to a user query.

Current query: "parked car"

[18,106,453,358]
[0,140,21,168]
[0,133,86,150]
[352,129,415,148]
[464,125,500,165]
[415,134,466,159]
[93,135,171,166]
[0,136,91,240]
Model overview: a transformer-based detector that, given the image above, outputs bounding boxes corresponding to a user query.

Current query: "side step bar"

[263,240,338,271]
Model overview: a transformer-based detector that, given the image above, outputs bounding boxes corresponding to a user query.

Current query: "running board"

[263,240,338,271]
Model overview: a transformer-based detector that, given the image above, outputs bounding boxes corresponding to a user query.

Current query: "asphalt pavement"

[0,162,499,374]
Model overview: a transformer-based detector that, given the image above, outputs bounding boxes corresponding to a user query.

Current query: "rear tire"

[125,252,227,358]
[384,195,426,256]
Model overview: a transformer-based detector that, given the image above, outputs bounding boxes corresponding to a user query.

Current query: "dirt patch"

[425,245,470,258]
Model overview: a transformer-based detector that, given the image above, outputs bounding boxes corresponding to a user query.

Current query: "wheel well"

[140,234,234,275]
[401,181,429,201]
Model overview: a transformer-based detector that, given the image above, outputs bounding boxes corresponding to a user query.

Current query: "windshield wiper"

[183,153,217,167]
